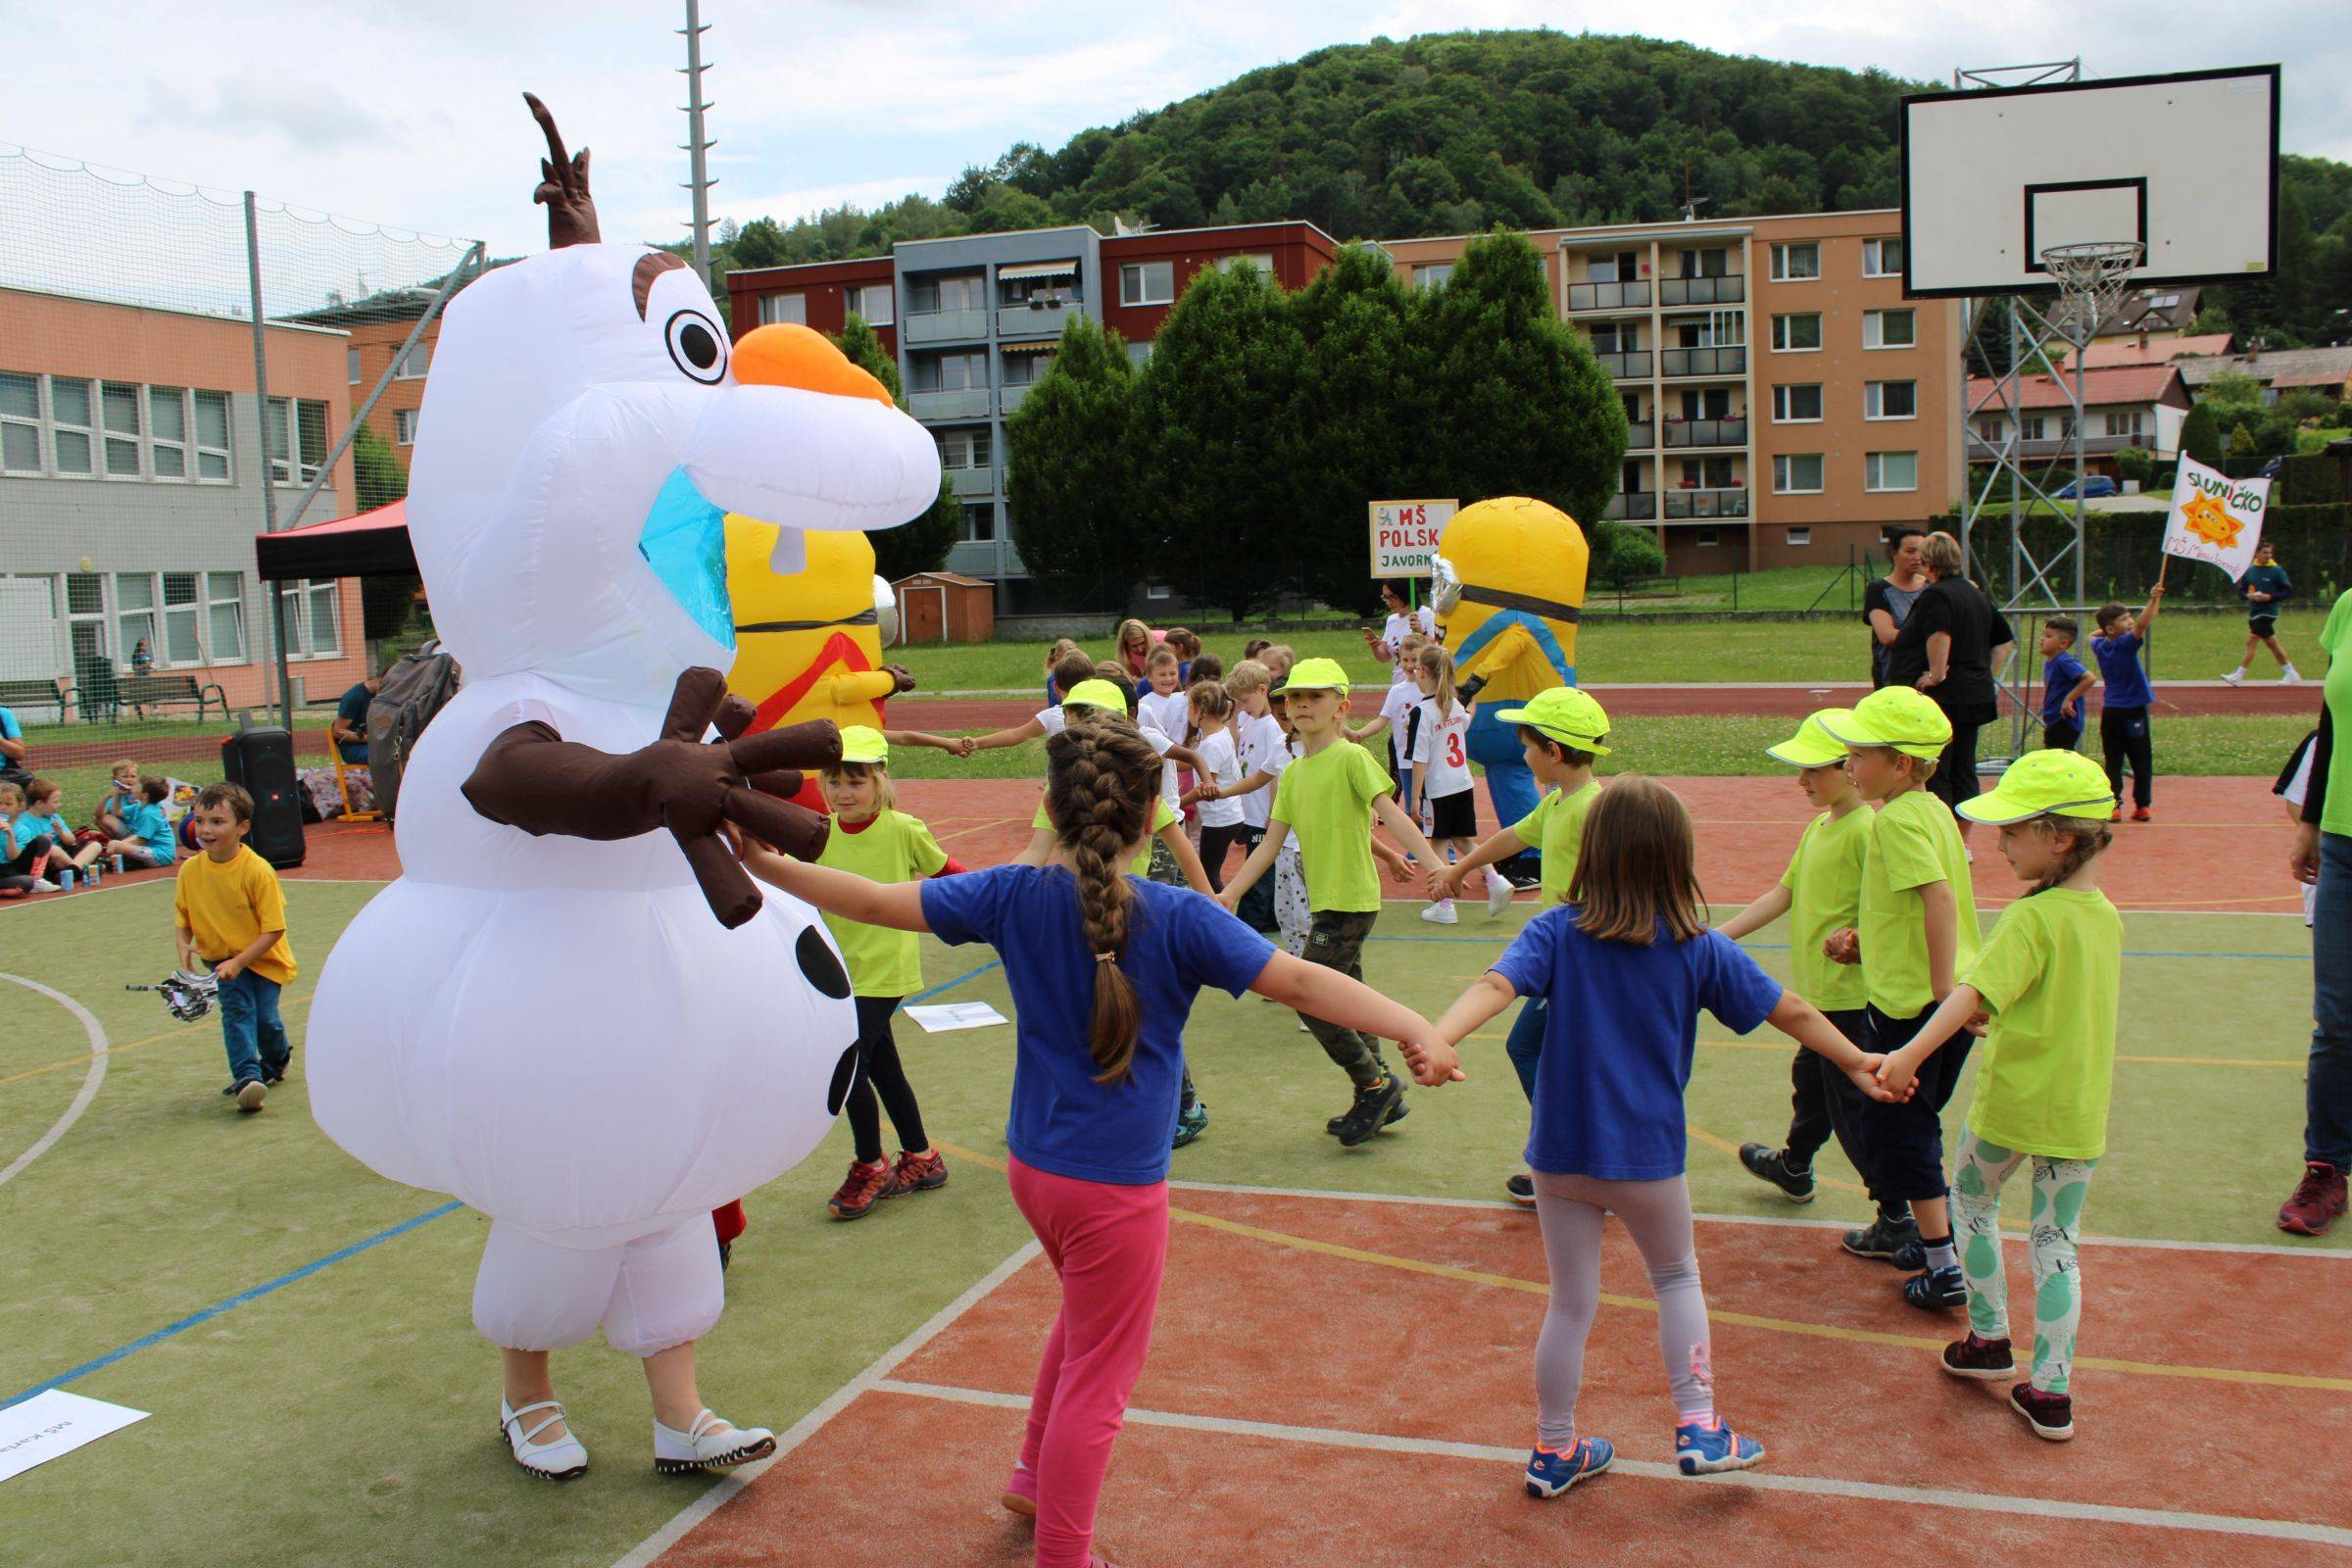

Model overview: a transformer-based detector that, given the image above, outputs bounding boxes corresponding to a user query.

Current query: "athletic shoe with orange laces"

[2278,1161,2348,1236]
[893,1148,949,1195]
[826,1157,902,1220]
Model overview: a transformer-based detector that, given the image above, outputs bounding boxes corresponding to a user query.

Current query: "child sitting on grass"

[0,780,53,894]
[1873,749,2120,1443]
[174,782,296,1111]
[101,775,178,870]
[13,777,99,883]
[94,759,142,839]
[1430,776,1896,1499]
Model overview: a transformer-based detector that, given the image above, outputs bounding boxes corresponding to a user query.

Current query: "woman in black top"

[1888,531,2013,836]
[1863,527,1929,688]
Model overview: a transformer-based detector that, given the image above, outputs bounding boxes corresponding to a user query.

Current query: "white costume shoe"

[1486,870,1515,917]
[653,1408,776,1474]
[501,1398,588,1481]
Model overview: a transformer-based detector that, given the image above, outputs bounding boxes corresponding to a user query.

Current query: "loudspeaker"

[219,727,307,869]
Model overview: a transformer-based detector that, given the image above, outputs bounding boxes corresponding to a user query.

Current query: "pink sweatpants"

[1006,1154,1170,1568]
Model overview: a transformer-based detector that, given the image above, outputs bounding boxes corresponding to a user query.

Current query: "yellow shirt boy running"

[173,782,296,1112]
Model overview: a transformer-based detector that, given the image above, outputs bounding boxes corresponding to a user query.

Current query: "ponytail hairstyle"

[2022,814,2112,897]
[1568,775,1706,942]
[1418,642,1459,724]
[1043,718,1165,1085]
[1187,678,1234,750]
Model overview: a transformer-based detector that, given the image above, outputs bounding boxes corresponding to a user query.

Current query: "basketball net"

[2039,239,2147,343]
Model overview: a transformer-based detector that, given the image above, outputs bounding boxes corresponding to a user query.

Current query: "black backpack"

[365,641,461,822]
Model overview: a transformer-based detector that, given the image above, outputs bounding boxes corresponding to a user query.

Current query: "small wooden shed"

[893,570,995,644]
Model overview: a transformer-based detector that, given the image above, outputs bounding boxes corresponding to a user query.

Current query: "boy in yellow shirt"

[174,782,297,1112]
[1219,659,1444,1146]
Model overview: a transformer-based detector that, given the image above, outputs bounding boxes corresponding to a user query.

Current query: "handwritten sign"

[0,1391,149,1485]
[1368,500,1456,578]
[2162,456,2270,581]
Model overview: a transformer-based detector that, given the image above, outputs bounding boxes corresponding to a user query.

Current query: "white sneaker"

[1486,870,1514,917]
[31,879,58,893]
[2220,668,2245,687]
[653,1408,775,1474]
[2282,665,2303,685]
[1420,901,1458,924]
[502,1397,588,1481]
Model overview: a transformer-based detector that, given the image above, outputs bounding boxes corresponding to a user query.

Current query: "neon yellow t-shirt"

[173,846,296,984]
[1857,787,1980,1017]
[1512,778,1601,905]
[1029,796,1178,876]
[815,809,948,997]
[1778,806,1872,1012]
[1269,739,1393,912]
[1961,888,2122,1159]
[2320,590,2352,838]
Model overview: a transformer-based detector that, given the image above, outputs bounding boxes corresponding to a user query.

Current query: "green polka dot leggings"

[1950,1132,2096,1396]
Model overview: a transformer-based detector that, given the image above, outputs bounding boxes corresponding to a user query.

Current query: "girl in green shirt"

[1872,749,2121,1444]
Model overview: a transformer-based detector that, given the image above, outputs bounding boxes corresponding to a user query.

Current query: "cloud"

[140,79,388,151]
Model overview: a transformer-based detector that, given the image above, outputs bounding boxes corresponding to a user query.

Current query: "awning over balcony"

[998,261,1077,280]
[1001,339,1059,354]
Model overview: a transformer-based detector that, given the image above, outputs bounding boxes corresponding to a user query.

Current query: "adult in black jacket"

[1887,531,2012,837]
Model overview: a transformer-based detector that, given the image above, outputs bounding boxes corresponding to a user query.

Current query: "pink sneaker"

[1002,1461,1037,1517]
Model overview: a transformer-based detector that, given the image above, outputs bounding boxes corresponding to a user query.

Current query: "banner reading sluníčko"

[2162,456,2270,582]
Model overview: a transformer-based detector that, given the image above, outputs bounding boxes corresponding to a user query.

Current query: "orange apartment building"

[0,286,366,712]
[1384,211,1966,574]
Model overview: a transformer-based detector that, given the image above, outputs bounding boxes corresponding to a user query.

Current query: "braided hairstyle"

[2023,815,2112,896]
[1043,716,1165,1085]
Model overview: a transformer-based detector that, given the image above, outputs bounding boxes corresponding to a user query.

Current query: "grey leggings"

[1533,1172,1714,1448]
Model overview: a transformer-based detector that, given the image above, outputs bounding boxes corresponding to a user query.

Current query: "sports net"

[2039,239,2146,345]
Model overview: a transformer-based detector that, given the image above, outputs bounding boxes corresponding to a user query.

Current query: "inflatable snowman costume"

[307,98,938,1471]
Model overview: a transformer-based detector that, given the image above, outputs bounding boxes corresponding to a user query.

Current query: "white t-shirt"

[1196,725,1246,828]
[1135,689,1189,806]
[1381,608,1437,681]
[1413,696,1475,801]
[1238,713,1289,832]
[1036,705,1066,737]
[1376,681,1417,742]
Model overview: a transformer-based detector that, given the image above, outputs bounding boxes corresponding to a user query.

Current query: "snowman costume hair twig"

[304,96,940,1439]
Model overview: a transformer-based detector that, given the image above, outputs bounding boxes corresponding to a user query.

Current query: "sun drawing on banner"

[2180,492,2242,550]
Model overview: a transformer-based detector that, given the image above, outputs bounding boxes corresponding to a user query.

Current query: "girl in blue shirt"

[1433,775,1896,1501]
[741,717,1460,1568]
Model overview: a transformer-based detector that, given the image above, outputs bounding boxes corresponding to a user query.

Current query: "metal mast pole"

[245,190,293,730]
[679,0,716,291]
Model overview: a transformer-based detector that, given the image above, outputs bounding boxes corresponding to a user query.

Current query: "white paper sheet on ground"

[904,1002,1009,1033]
[0,1391,150,1484]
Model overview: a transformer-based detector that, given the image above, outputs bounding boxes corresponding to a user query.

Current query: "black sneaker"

[2009,1382,2075,1442]
[1889,1238,1928,1272]
[1332,1075,1406,1148]
[1902,1265,1967,1310]
[1326,1088,1410,1135]
[264,1062,289,1085]
[1841,1212,1919,1261]
[1737,1144,1816,1203]
[1505,1172,1536,1207]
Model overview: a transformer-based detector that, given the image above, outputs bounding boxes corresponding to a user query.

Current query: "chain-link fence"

[0,141,478,822]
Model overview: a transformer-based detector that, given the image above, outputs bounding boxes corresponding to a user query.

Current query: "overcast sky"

[5,1,2344,259]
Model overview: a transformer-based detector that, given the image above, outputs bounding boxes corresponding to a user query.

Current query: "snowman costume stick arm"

[462,667,842,928]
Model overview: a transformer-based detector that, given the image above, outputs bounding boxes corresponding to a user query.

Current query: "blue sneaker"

[1675,1416,1764,1475]
[1524,1435,1612,1497]
[1172,1101,1209,1149]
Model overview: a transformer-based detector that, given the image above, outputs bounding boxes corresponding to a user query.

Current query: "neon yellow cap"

[1494,686,1611,755]
[1765,710,1850,768]
[836,724,888,764]
[1814,686,1952,761]
[1276,657,1350,695]
[1061,678,1130,715]
[1961,749,2117,824]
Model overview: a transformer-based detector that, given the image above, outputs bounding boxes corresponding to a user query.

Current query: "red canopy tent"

[253,499,416,583]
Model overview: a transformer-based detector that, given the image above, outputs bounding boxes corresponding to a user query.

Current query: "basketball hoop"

[2039,239,2146,342]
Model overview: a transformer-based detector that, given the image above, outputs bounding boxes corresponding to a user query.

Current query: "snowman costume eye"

[664,309,727,383]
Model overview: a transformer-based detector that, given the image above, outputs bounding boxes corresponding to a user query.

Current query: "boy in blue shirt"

[2039,617,2095,755]
[2222,541,2302,686]
[2090,585,2164,821]
[101,775,178,870]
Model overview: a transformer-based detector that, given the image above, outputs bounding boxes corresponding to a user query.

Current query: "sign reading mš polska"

[1369,500,1457,577]
[2162,456,2271,581]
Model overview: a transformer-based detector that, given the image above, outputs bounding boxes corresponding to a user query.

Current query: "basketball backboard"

[1900,66,2278,298]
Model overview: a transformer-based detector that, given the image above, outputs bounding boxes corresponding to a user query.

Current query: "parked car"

[2052,475,2119,499]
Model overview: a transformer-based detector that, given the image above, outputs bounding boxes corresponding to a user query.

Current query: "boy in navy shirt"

[2223,542,2302,686]
[2090,585,2164,820]
[2039,616,2094,755]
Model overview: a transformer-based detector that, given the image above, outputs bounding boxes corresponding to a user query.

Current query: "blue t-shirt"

[0,706,20,746]
[334,683,372,763]
[2242,564,2292,616]
[122,800,176,865]
[2041,650,2088,726]
[2091,632,2151,710]
[12,810,69,853]
[1491,906,1785,1181]
[921,864,1273,1185]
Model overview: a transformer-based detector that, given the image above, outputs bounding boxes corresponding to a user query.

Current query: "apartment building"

[288,288,443,458]
[727,222,1340,599]
[1966,365,2190,476]
[1385,211,1965,574]
[0,286,365,711]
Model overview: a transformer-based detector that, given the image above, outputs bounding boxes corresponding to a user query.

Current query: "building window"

[1693,529,1720,547]
[846,283,893,326]
[159,571,223,664]
[1866,380,1917,419]
[1773,453,1825,494]
[917,351,988,393]
[1865,451,1919,492]
[115,572,155,663]
[1863,237,1904,277]
[395,408,419,446]
[1787,526,1813,547]
[913,274,985,314]
[393,341,432,380]
[100,381,143,477]
[1410,262,1454,290]
[936,428,991,469]
[1216,252,1276,278]
[280,577,340,658]
[1121,262,1175,307]
[347,347,361,385]
[1001,349,1057,386]
[1975,416,2004,443]
[49,376,93,475]
[2021,415,2047,441]
[193,390,230,480]
[65,571,107,668]
[0,371,38,474]
[1769,241,1820,281]
[205,571,247,662]
[960,504,994,542]
[265,398,330,486]
[1771,313,1822,353]
[1864,309,1916,349]
[1772,384,1823,422]
[2103,410,2146,438]
[148,386,187,479]
[759,292,807,326]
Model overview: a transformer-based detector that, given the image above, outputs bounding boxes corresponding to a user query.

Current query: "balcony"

[904,309,990,345]
[1663,487,1749,519]
[1603,491,1659,520]
[949,466,996,498]
[1658,275,1744,307]
[1567,280,1650,312]
[1625,419,1656,449]
[1003,383,1043,416]
[908,387,993,420]
[1662,416,1748,448]
[1660,346,1746,377]
[999,301,1079,340]
[1592,350,1653,378]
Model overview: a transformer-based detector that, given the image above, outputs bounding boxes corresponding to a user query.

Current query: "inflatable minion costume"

[1431,496,1590,871]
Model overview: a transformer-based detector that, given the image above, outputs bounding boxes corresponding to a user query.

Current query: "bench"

[0,677,70,724]
[110,674,228,723]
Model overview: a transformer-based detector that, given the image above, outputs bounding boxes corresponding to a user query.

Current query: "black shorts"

[1423,787,1479,841]
[2042,721,2082,754]
[2250,614,2278,638]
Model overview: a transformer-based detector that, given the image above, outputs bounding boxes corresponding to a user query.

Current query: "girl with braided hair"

[738,714,1462,1568]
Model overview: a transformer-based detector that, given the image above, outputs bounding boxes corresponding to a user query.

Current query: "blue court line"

[3,957,1008,1413]
[1365,935,2306,960]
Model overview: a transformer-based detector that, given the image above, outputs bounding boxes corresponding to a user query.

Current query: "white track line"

[609,1237,1041,1568]
[0,973,108,1190]
[874,1378,2352,1550]
[1165,1178,2352,1261]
